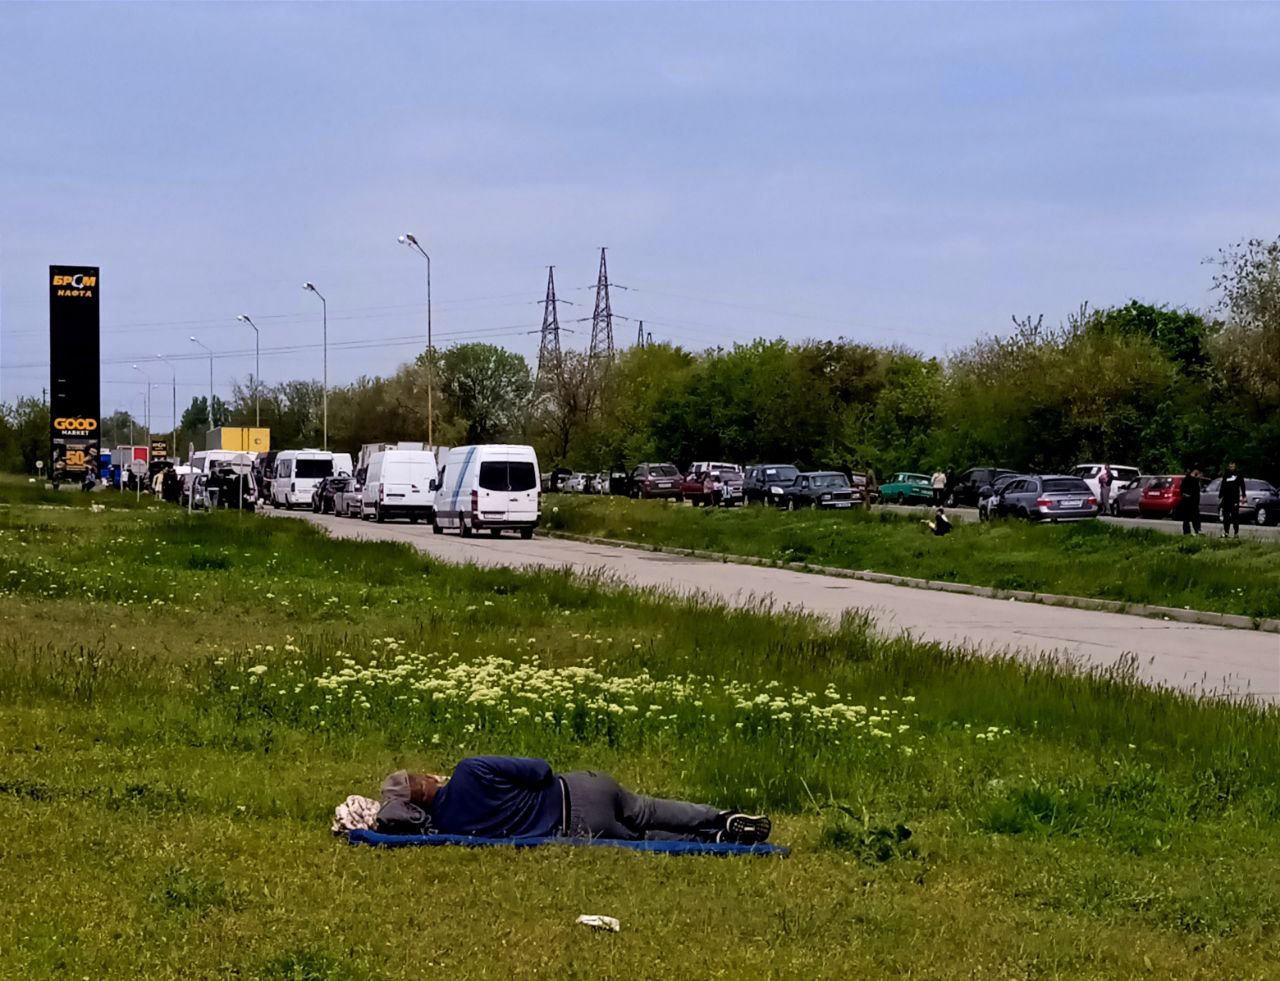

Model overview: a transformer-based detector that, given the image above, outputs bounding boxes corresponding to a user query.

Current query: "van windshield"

[295,459,334,479]
[479,461,538,492]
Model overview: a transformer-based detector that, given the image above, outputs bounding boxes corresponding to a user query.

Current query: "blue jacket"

[431,756,562,838]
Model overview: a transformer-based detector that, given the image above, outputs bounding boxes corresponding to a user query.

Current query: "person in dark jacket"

[374,756,771,844]
[1219,462,1247,538]
[1180,469,1202,535]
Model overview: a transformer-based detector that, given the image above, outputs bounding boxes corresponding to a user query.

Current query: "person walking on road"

[1219,462,1246,538]
[1180,469,1202,535]
[1097,465,1113,514]
[931,469,947,507]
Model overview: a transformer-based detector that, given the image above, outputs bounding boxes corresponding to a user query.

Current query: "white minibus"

[433,444,540,538]
[272,449,336,509]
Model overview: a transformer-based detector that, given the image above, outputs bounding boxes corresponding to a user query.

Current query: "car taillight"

[379,485,384,502]
[471,489,479,513]
[1087,497,1097,507]
[1036,498,1052,508]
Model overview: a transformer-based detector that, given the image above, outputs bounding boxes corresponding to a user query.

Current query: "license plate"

[831,502,852,508]
[1063,499,1082,507]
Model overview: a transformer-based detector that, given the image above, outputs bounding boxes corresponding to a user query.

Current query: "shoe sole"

[725,814,771,844]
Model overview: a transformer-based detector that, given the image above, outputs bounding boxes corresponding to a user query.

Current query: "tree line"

[2,236,1277,481]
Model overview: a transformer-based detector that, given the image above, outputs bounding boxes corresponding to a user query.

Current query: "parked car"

[1071,463,1141,502]
[681,465,744,507]
[994,475,1097,522]
[336,471,365,517]
[360,448,439,523]
[783,471,855,509]
[879,472,935,505]
[743,464,799,505]
[434,444,540,539]
[562,472,589,493]
[951,467,1020,507]
[629,463,683,500]
[1109,475,1157,517]
[978,472,1029,521]
[311,475,354,514]
[1138,475,1189,519]
[1199,477,1280,526]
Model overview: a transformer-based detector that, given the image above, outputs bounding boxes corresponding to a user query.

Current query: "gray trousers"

[561,771,723,841]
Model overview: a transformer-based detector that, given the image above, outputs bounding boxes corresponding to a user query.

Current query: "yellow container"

[206,427,271,453]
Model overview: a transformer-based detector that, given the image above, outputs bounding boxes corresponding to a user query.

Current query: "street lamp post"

[156,355,177,460]
[130,364,152,443]
[189,336,214,431]
[302,283,327,450]
[236,314,261,427]
[397,233,433,445]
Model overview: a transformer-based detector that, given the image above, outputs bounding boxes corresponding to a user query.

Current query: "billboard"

[49,265,101,484]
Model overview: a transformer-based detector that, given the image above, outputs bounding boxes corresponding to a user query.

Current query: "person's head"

[382,770,447,809]
[936,506,946,516]
[1228,462,1238,474]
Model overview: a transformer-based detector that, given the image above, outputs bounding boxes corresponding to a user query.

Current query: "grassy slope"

[543,495,1280,619]
[1,479,1278,977]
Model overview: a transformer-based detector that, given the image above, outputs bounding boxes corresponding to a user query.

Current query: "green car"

[879,472,935,505]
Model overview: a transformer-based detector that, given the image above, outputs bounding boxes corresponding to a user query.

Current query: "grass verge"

[1,478,1278,976]
[542,495,1280,619]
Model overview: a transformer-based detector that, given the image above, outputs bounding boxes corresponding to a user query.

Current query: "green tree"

[439,343,532,444]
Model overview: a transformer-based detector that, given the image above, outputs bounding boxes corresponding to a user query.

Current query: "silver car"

[994,475,1098,522]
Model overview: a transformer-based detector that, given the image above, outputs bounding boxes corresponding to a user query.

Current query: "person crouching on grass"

[335,755,772,844]
[923,507,952,536]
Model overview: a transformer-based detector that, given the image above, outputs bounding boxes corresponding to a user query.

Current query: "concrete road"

[278,510,1279,702]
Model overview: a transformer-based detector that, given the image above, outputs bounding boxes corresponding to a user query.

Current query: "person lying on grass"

[334,755,772,844]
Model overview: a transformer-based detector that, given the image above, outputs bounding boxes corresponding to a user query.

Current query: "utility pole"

[237,314,260,427]
[302,285,327,450]
[398,234,433,446]
[189,336,214,430]
[587,247,615,364]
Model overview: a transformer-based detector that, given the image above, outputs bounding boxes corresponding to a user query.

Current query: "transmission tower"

[587,247,615,363]
[635,319,645,348]
[533,266,563,393]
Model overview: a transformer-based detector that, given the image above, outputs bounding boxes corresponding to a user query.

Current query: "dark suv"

[743,464,799,505]
[783,471,855,509]
[952,467,1019,507]
[629,463,684,500]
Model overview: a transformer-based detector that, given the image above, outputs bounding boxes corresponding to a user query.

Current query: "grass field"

[542,495,1280,620]
[2,477,1279,977]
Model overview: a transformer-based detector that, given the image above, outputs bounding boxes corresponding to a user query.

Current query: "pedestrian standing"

[931,469,946,507]
[1180,469,1202,535]
[1097,465,1113,514]
[1219,462,1246,538]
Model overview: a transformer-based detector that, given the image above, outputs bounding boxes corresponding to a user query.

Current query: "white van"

[272,449,336,509]
[360,449,439,523]
[183,450,245,506]
[434,444,540,538]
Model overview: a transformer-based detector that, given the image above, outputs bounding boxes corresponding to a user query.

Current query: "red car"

[1138,475,1189,518]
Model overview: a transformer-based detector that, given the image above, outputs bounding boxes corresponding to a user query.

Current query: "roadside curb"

[544,531,1280,634]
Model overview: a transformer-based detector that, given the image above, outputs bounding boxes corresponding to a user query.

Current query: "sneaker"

[720,813,771,845]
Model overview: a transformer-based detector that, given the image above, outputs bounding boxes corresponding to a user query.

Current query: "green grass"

[542,495,1280,619]
[1,476,1279,976]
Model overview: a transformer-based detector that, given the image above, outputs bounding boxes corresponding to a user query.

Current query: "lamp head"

[401,233,418,246]
[397,235,407,245]
[188,336,198,343]
[237,314,247,322]
[303,282,315,292]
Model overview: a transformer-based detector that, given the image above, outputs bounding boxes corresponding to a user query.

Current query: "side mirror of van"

[428,479,438,492]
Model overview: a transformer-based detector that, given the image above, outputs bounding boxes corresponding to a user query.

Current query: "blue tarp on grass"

[347,829,789,857]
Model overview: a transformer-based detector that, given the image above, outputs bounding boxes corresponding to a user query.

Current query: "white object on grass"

[575,915,620,933]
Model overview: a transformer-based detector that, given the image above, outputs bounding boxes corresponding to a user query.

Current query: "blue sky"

[3,2,1278,420]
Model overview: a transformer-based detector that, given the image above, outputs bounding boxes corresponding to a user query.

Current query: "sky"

[3,1,1279,424]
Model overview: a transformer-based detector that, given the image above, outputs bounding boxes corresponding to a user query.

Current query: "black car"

[743,464,799,505]
[782,471,855,509]
[952,467,1019,507]
[993,475,1098,522]
[311,475,354,514]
